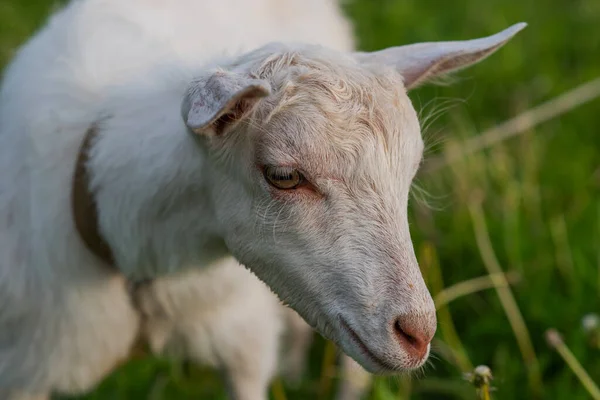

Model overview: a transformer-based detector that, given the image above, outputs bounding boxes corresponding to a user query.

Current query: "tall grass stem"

[546,329,600,400]
[468,198,543,396]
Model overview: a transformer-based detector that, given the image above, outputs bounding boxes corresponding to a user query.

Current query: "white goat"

[0,0,526,397]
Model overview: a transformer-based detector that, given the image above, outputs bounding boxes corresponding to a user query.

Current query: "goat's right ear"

[355,23,527,90]
[181,71,271,136]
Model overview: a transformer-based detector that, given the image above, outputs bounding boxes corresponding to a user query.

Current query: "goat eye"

[264,166,303,189]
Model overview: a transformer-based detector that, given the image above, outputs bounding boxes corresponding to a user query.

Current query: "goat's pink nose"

[393,313,436,360]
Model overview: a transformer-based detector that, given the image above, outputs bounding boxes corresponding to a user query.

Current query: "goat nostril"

[393,318,431,359]
[396,321,419,345]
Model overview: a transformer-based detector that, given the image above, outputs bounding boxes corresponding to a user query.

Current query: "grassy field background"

[1,0,599,399]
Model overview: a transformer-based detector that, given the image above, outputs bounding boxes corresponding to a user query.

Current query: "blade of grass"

[434,271,520,309]
[549,214,575,288]
[546,329,600,400]
[420,242,473,372]
[318,340,337,400]
[371,377,402,400]
[467,196,543,396]
[502,181,524,274]
[399,374,413,400]
[597,201,600,295]
[147,372,169,400]
[411,376,478,398]
[271,377,288,400]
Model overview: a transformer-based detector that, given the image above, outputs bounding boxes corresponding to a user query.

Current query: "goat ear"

[355,23,527,90]
[182,71,271,135]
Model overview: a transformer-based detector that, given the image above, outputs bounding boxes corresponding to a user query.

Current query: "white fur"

[0,0,525,396]
[134,258,283,400]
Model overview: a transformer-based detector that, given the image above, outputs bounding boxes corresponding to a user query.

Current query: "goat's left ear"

[182,70,271,136]
[355,23,527,90]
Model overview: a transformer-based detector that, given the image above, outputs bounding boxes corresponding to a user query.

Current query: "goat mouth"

[339,317,402,374]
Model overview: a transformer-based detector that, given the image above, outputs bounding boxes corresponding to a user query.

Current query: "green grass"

[2,0,599,399]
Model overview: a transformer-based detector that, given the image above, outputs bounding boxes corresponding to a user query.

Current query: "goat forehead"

[256,69,424,184]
